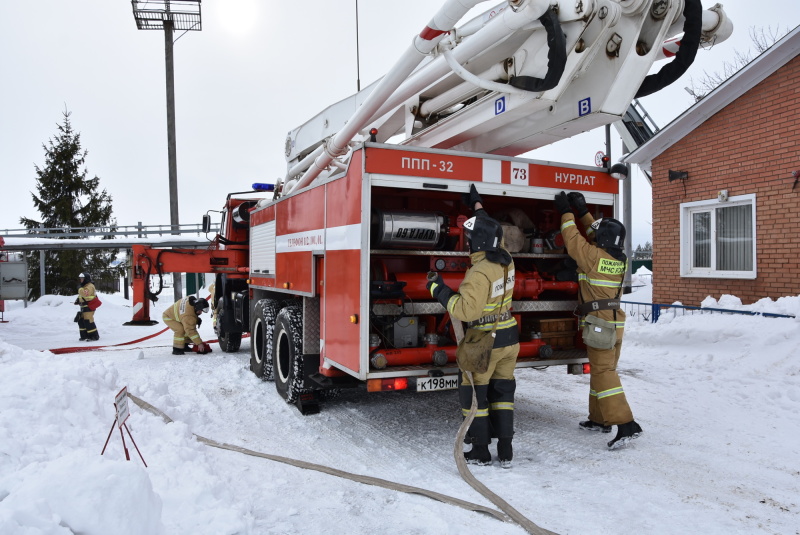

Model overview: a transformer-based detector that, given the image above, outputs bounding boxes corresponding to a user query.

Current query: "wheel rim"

[253,318,264,365]
[276,329,291,383]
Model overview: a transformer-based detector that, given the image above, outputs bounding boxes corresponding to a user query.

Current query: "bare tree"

[686,26,790,102]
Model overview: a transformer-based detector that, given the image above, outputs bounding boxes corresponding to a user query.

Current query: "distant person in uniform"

[163,296,212,355]
[75,272,100,341]
[554,191,642,449]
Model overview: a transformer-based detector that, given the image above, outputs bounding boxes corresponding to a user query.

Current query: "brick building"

[625,27,800,305]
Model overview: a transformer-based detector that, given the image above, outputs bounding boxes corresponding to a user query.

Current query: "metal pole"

[622,146,633,295]
[355,0,361,92]
[39,250,45,297]
[164,19,184,302]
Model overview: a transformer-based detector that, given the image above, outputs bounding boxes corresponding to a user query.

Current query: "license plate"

[416,375,459,392]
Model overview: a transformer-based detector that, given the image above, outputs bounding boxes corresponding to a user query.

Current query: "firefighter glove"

[196,316,202,327]
[554,191,571,215]
[426,273,455,309]
[567,192,589,217]
[461,184,484,211]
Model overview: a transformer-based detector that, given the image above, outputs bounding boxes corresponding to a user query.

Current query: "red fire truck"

[129,0,732,413]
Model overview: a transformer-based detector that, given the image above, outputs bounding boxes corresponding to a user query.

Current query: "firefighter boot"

[580,420,612,433]
[488,379,516,468]
[78,314,89,341]
[459,384,492,465]
[83,317,100,341]
[172,347,185,355]
[607,420,643,450]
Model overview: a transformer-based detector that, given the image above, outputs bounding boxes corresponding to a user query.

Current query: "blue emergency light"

[252,183,275,192]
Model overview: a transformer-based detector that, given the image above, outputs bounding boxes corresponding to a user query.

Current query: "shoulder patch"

[490,269,515,298]
[597,258,626,275]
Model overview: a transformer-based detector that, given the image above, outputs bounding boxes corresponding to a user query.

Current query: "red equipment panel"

[275,187,326,295]
[320,151,364,374]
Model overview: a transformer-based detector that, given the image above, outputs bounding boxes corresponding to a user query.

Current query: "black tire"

[216,304,242,353]
[274,306,305,404]
[539,344,554,359]
[250,299,280,380]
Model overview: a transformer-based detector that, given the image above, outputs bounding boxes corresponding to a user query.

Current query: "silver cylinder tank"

[372,210,447,250]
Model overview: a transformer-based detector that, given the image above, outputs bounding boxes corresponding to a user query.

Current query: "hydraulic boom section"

[280,0,732,196]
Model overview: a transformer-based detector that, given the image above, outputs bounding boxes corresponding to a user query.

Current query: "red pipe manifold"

[369,338,552,369]
[392,271,578,300]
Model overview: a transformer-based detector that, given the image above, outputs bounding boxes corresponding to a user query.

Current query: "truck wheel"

[538,344,554,359]
[216,306,242,353]
[274,306,305,404]
[250,299,280,380]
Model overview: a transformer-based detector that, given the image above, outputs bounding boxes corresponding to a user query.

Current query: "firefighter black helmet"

[591,218,626,249]
[463,215,503,253]
[194,298,210,314]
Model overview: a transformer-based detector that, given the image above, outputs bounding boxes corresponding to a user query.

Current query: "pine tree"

[20,109,119,299]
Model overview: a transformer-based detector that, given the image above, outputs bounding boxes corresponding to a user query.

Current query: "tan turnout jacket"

[163,297,204,345]
[560,213,626,328]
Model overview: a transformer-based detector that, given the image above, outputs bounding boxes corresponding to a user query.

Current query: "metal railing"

[621,301,796,323]
[1,223,220,239]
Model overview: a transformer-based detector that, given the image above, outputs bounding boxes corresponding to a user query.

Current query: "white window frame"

[679,193,757,279]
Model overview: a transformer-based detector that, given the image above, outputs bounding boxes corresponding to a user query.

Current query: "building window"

[680,194,756,279]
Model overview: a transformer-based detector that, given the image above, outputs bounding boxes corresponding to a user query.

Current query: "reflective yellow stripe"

[596,386,624,399]
[561,220,576,231]
[579,319,625,329]
[578,274,622,288]
[489,402,514,411]
[462,408,489,417]
[472,319,518,330]
[483,295,513,312]
[447,295,460,314]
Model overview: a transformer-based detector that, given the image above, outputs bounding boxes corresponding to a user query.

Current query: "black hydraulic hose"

[635,0,703,98]
[509,8,567,93]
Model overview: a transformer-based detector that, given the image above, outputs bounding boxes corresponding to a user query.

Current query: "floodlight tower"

[131,0,202,302]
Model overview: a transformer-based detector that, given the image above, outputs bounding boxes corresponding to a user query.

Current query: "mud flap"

[295,391,320,415]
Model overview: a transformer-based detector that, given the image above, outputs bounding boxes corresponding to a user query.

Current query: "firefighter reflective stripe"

[596,386,625,399]
[561,220,576,231]
[578,273,622,288]
[489,401,514,411]
[447,294,461,314]
[580,318,625,329]
[472,319,517,331]
[483,295,512,312]
[463,407,489,418]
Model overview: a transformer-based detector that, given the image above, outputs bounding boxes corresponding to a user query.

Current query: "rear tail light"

[568,363,591,375]
[367,378,409,392]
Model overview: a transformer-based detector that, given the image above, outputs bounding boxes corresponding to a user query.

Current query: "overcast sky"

[1,0,796,247]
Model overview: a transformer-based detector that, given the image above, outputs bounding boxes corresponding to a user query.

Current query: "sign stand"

[101,386,147,467]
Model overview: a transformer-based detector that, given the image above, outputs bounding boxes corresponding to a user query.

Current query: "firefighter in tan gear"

[427,185,520,468]
[163,296,212,355]
[76,272,100,341]
[555,191,643,449]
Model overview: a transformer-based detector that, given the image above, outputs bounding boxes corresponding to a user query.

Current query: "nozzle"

[427,271,438,281]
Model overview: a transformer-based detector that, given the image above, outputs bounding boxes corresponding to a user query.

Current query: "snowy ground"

[1,272,799,535]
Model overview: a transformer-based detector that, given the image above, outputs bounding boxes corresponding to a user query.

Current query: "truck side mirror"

[202,214,211,234]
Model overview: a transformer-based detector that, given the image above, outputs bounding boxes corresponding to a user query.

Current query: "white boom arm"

[280,0,732,196]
